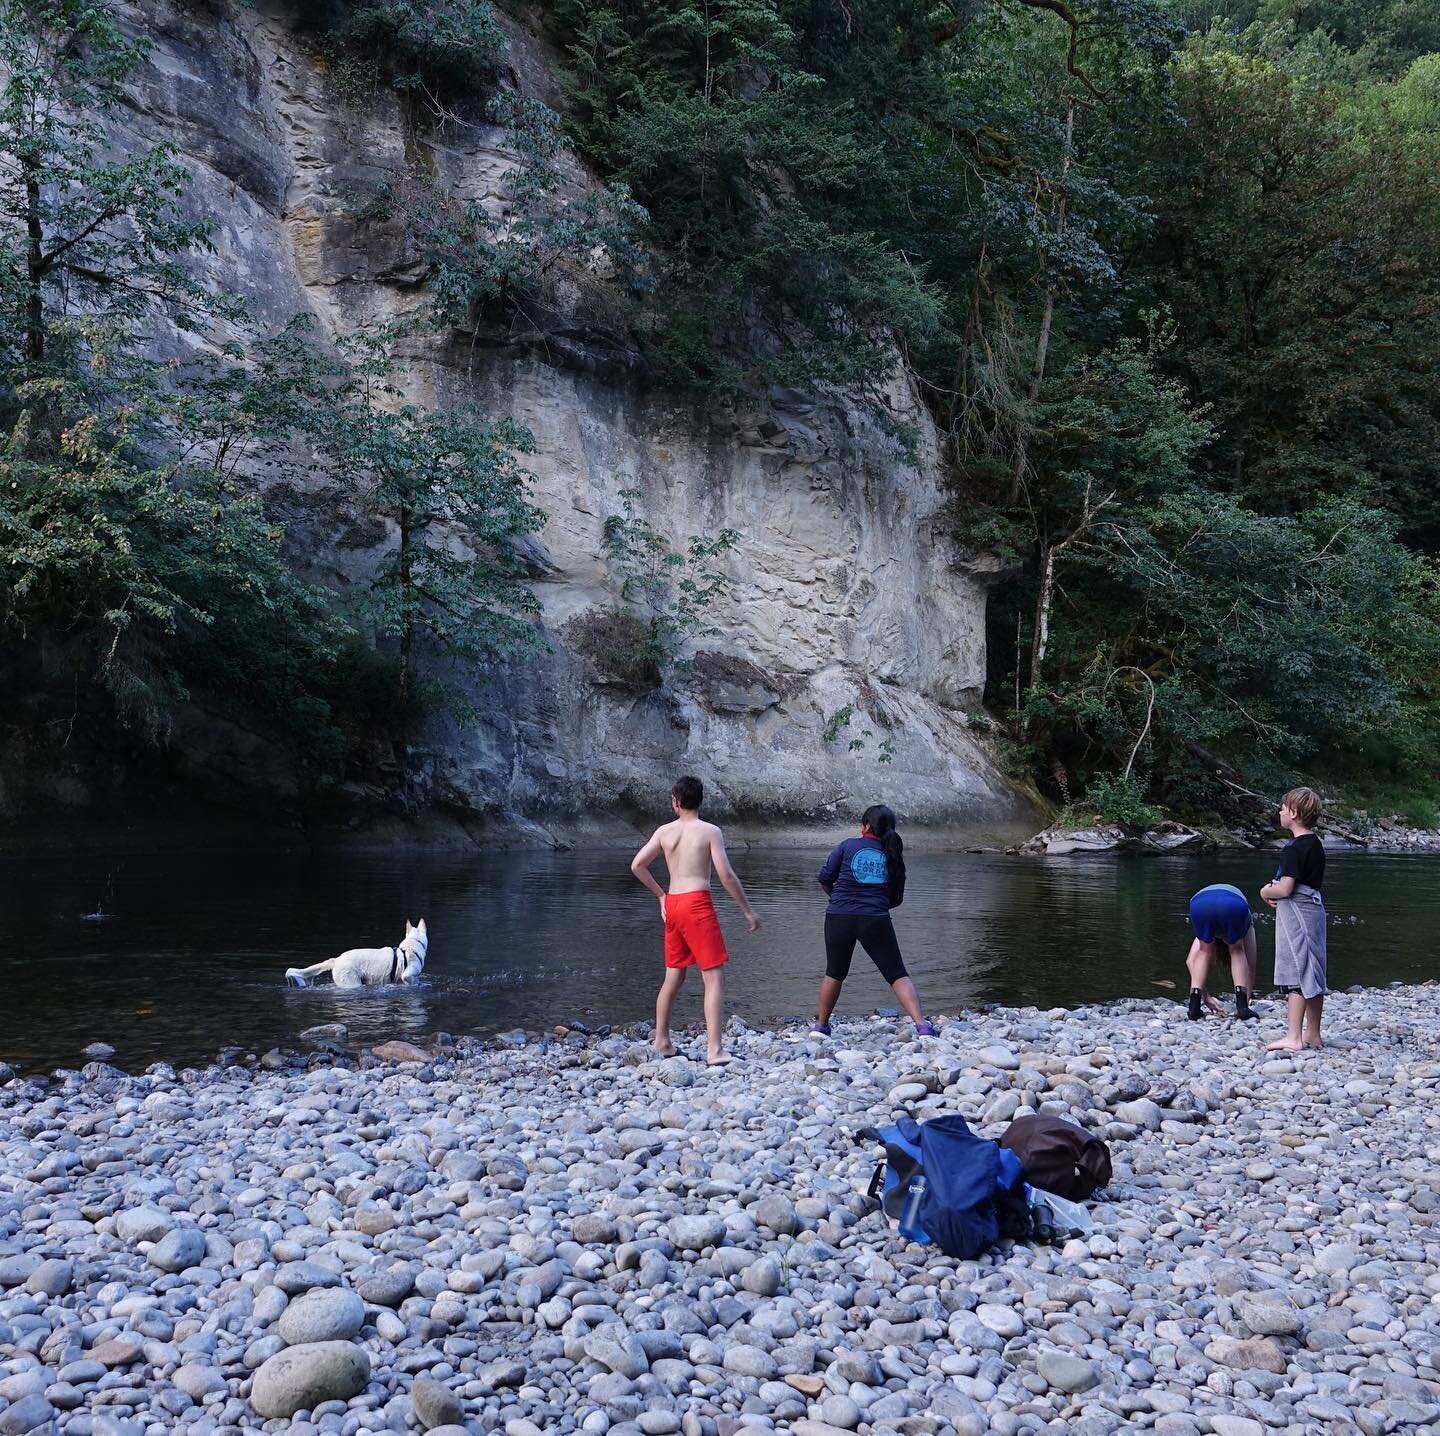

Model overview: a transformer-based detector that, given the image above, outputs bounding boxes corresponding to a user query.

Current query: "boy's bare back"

[656,816,723,893]
[630,777,757,935]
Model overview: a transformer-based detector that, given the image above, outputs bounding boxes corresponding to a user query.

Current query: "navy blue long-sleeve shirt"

[818,836,893,917]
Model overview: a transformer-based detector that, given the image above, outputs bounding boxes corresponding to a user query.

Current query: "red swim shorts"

[664,889,730,970]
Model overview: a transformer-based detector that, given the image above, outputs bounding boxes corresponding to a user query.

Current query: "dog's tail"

[285,960,335,988]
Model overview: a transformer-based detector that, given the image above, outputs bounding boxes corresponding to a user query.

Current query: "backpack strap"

[867,1162,887,1202]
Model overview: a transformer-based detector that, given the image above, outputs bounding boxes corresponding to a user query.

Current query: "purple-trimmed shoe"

[915,1020,938,1038]
[811,1021,832,1037]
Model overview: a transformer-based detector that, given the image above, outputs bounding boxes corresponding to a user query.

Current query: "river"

[2,846,1432,1073]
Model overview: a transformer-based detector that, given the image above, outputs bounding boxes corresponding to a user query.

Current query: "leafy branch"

[600,485,740,671]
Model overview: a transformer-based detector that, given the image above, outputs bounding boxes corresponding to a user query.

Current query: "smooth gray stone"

[1037,1349,1100,1394]
[147,1228,205,1274]
[250,1342,370,1419]
[0,1255,43,1289]
[278,1288,365,1345]
[0,1394,56,1435]
[411,1375,465,1430]
[24,1260,73,1298]
[666,1216,726,1252]
[114,1207,173,1245]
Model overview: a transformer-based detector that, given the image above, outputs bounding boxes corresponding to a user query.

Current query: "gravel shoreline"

[2,986,1438,1436]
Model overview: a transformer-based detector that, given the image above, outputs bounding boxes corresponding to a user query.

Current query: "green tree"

[280,0,507,97]
[1022,324,1213,695]
[317,327,547,706]
[553,0,945,390]
[0,0,347,748]
[0,0,226,377]
[601,486,740,671]
[1143,40,1440,542]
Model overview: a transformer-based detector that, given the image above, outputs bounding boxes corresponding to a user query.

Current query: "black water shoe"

[1187,989,1203,1021]
[1235,986,1259,1021]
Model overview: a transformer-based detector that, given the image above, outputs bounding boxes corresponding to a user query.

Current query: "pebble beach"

[2,986,1438,1436]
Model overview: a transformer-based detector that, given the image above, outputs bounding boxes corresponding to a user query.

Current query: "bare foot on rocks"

[1265,1038,1304,1052]
[706,1051,733,1067]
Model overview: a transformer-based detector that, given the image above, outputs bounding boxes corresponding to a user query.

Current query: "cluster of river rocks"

[1011,815,1440,856]
[2,985,1438,1436]
[1364,825,1440,854]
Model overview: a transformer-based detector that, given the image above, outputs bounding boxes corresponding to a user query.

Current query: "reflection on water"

[0,845,1430,1072]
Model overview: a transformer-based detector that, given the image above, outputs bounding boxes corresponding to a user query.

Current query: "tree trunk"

[1013,610,1023,720]
[396,510,414,707]
[23,160,45,365]
[1009,93,1074,505]
[1027,478,1109,699]
[1029,541,1057,692]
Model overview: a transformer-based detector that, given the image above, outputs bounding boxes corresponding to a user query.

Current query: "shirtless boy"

[630,775,759,1065]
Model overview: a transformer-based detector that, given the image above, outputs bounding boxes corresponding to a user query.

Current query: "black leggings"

[824,913,908,985]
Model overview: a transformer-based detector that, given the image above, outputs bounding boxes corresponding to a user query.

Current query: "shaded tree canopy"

[552,0,1440,819]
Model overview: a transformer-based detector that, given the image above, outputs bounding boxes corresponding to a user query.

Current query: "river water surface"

[2,847,1433,1073]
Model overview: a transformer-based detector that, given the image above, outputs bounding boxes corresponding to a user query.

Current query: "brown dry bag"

[999,1115,1113,1201]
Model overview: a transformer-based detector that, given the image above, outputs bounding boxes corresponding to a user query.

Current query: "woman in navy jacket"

[812,804,937,1039]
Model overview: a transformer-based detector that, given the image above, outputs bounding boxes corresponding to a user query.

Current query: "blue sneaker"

[915,1020,938,1038]
[811,1021,832,1037]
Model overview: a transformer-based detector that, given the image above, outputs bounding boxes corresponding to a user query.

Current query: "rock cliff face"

[85,0,1024,840]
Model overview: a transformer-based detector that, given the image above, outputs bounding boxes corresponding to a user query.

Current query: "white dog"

[286,919,428,989]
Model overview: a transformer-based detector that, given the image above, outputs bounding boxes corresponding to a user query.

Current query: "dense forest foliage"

[2,0,1437,823]
[548,0,1440,824]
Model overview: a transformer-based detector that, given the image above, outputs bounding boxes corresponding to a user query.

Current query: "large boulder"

[250,1342,370,1419]
[115,1205,174,1245]
[1234,1290,1302,1338]
[1204,1336,1287,1375]
[666,1214,726,1252]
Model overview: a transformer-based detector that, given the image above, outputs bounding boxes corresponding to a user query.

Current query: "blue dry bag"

[860,1113,1027,1259]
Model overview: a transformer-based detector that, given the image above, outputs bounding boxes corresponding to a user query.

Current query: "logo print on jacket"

[850,848,888,885]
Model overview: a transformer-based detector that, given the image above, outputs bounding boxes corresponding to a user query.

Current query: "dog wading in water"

[630,774,758,1065]
[286,919,428,988]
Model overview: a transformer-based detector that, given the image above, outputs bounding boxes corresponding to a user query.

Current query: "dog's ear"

[418,918,426,932]
[405,919,414,932]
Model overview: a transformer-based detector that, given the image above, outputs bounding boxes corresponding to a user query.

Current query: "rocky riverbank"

[1364,825,1440,854]
[2,987,1438,1436]
[1008,814,1440,858]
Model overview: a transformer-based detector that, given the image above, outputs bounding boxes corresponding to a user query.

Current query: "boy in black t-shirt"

[1260,786,1328,1050]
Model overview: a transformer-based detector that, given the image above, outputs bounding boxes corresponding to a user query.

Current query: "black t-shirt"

[1277,832,1325,892]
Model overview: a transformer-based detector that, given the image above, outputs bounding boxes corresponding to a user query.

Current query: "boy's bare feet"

[1302,1038,1323,1049]
[1204,995,1225,1016]
[706,1051,733,1066]
[1265,1037,1304,1051]
[655,1041,678,1058]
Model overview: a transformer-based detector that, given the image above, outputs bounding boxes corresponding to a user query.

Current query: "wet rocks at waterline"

[1,987,1438,1435]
